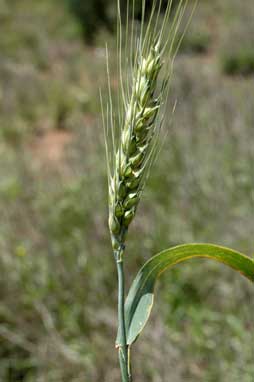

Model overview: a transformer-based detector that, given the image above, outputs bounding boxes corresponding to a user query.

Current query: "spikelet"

[102,0,195,255]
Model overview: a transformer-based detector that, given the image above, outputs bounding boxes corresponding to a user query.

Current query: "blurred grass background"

[0,0,254,381]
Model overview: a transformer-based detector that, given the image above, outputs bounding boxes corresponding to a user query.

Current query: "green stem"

[116,253,131,382]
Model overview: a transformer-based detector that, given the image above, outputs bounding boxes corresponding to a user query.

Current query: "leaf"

[121,243,254,346]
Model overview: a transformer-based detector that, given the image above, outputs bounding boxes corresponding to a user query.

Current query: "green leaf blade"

[124,243,254,345]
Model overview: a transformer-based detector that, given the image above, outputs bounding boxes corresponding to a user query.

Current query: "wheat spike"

[102,0,194,255]
[109,41,162,251]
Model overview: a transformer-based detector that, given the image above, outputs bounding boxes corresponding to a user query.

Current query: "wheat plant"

[101,1,254,381]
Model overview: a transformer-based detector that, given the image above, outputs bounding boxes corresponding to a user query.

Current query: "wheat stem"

[116,256,130,382]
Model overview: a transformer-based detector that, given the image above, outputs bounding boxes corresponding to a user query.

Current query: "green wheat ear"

[101,0,194,257]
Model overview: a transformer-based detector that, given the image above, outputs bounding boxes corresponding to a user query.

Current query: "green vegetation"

[66,0,112,43]
[0,0,254,381]
[222,50,254,76]
[180,32,211,54]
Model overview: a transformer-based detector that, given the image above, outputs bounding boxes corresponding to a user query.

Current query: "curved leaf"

[122,243,254,346]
